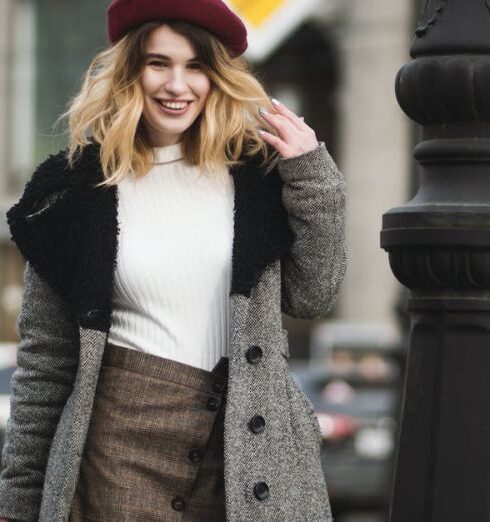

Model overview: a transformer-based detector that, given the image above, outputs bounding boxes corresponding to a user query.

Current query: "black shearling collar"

[6,142,294,331]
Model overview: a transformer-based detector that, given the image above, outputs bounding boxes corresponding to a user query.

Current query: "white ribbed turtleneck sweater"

[107,142,235,371]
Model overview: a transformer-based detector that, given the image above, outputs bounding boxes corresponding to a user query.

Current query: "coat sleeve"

[0,261,80,522]
[277,141,347,319]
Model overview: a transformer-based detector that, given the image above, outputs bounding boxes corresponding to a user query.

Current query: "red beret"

[107,0,248,58]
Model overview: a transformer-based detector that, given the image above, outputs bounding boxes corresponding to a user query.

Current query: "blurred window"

[6,0,107,194]
[34,0,107,166]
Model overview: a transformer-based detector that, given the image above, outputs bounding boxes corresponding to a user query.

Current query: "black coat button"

[171,496,186,511]
[246,345,263,364]
[253,481,270,500]
[249,415,266,434]
[188,448,203,463]
[206,397,220,411]
[213,381,224,393]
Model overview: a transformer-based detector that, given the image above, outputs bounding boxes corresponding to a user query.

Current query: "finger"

[270,98,307,131]
[259,110,298,143]
[258,129,293,158]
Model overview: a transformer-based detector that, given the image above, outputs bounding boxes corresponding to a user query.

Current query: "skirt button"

[171,496,186,511]
[213,380,225,393]
[188,448,203,463]
[206,397,220,411]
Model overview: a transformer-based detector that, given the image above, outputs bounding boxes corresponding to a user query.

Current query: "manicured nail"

[259,129,267,135]
[271,98,280,106]
[259,107,269,116]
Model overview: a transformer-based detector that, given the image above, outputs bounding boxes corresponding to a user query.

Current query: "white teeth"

[159,101,188,109]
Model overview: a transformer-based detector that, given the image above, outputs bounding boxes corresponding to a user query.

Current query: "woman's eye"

[147,61,201,70]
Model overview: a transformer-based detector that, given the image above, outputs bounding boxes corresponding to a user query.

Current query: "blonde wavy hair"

[57,20,280,187]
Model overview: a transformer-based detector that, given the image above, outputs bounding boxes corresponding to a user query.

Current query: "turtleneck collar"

[152,141,184,165]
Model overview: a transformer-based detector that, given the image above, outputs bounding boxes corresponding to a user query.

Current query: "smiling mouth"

[154,99,194,116]
[156,99,193,108]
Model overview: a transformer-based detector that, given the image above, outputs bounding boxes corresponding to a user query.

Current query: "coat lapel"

[6,142,294,332]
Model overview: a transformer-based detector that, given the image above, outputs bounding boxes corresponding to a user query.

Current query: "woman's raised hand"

[257,98,319,159]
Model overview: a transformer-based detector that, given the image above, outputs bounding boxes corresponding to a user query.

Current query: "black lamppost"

[381,1,490,520]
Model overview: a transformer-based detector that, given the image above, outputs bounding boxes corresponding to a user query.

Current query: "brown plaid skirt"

[69,341,229,521]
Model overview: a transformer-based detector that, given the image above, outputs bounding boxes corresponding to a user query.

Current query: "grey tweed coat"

[0,140,346,522]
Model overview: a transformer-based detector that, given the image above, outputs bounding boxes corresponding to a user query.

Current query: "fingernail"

[258,129,267,135]
[271,98,280,106]
[259,107,269,115]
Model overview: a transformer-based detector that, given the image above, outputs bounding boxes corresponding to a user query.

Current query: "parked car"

[0,343,17,465]
[289,321,407,516]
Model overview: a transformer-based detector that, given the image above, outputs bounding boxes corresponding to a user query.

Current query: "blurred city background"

[0,0,424,520]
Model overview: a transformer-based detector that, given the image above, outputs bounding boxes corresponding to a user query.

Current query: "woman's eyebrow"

[145,53,199,61]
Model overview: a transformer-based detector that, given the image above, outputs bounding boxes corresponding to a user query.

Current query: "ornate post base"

[381,0,490,519]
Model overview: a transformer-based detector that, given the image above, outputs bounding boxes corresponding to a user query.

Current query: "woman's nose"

[164,69,187,94]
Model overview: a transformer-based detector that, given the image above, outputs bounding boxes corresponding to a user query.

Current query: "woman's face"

[139,24,211,147]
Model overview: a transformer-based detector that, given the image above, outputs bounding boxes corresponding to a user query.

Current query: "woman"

[0,0,346,520]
